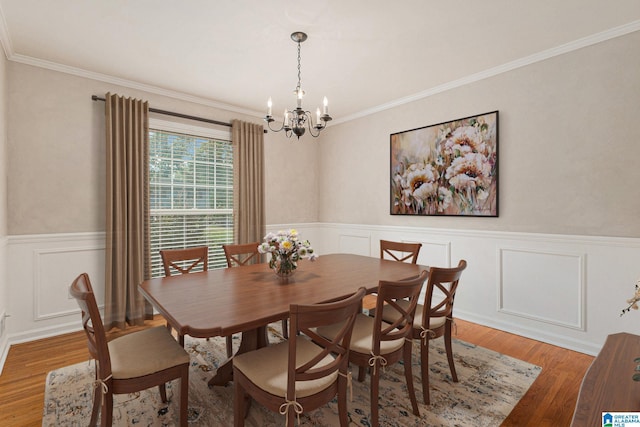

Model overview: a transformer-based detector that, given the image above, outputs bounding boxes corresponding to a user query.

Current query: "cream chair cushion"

[108,326,190,379]
[233,337,337,398]
[317,314,404,355]
[381,301,447,330]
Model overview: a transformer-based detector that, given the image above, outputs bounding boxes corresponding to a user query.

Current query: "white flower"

[401,163,439,200]
[437,187,453,212]
[443,125,487,157]
[445,153,492,191]
[257,242,272,254]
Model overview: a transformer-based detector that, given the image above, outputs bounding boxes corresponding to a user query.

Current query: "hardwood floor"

[0,316,593,426]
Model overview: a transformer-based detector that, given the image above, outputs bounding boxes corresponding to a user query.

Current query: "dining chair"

[379,239,422,264]
[69,273,189,427]
[160,245,234,357]
[160,245,209,276]
[222,241,262,267]
[233,287,366,427]
[223,242,290,340]
[382,259,467,404]
[363,239,424,313]
[317,271,428,427]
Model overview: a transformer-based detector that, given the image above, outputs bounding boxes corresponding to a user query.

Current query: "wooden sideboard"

[571,333,640,426]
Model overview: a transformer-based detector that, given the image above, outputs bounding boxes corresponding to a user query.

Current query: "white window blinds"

[149,120,233,277]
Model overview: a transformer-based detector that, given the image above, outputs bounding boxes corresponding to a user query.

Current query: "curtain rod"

[92,95,265,132]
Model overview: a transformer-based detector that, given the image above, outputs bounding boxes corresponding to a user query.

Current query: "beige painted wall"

[6,30,639,239]
[0,50,8,335]
[0,52,6,237]
[6,63,319,235]
[318,31,640,238]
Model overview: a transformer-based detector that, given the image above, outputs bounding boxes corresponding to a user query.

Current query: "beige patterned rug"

[42,325,540,426]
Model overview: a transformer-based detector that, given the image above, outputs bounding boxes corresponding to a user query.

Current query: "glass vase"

[272,256,297,282]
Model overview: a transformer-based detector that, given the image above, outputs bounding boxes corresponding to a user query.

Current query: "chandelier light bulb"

[323,97,328,114]
[267,98,272,116]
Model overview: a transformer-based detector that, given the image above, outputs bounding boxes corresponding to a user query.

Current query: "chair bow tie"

[279,398,304,425]
[92,374,113,406]
[339,371,353,402]
[368,353,388,375]
[419,326,437,345]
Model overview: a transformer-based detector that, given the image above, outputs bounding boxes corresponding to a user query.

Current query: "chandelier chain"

[297,41,302,93]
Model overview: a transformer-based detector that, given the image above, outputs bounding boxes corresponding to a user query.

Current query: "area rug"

[42,325,541,426]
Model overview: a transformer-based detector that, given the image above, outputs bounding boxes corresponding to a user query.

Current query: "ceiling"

[0,0,639,122]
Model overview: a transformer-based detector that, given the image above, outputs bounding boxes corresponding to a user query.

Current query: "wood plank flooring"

[0,316,594,426]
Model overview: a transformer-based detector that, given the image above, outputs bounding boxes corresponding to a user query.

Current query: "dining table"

[138,253,428,386]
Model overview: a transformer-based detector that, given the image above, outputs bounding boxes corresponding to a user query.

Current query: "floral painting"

[390,111,498,216]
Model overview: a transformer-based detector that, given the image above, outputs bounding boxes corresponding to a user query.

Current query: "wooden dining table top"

[138,253,428,339]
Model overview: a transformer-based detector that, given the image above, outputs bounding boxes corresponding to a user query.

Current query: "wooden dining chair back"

[317,270,428,427]
[159,246,217,348]
[222,242,261,267]
[160,246,209,276]
[416,259,467,404]
[379,239,422,264]
[69,273,189,427]
[233,287,366,427]
[223,241,289,340]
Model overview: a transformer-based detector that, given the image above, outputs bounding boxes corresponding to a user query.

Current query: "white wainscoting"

[498,247,586,331]
[6,233,106,346]
[0,236,9,373]
[301,223,640,355]
[4,224,640,364]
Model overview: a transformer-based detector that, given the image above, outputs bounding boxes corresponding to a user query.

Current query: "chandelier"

[264,31,332,139]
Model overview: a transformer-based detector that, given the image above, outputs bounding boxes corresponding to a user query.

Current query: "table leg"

[208,325,269,387]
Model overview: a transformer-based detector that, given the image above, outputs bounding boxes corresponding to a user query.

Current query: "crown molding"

[332,20,640,125]
[0,2,12,61]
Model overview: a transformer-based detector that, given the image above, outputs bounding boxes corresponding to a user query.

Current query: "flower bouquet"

[258,229,317,280]
[621,278,640,381]
[621,278,640,316]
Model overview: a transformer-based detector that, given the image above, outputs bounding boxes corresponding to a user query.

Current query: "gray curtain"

[231,120,265,245]
[104,92,153,330]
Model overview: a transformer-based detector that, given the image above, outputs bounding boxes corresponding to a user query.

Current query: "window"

[149,119,233,277]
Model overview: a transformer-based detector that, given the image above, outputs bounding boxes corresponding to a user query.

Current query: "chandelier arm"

[265,118,286,133]
[305,111,323,138]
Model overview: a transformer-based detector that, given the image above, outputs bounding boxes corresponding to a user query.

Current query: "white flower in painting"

[437,187,453,212]
[401,163,439,201]
[445,153,492,191]
[443,126,487,157]
[477,189,489,200]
